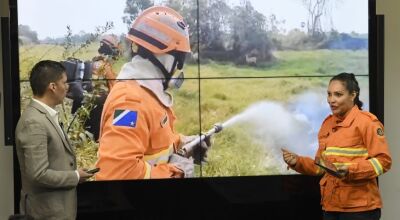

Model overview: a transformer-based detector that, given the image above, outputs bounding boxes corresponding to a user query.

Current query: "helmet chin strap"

[137,46,179,90]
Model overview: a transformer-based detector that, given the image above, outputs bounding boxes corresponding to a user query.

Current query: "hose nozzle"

[177,123,224,157]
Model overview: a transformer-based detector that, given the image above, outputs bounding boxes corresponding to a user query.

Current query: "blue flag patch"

[113,109,138,128]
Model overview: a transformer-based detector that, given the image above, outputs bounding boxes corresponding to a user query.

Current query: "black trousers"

[323,209,381,220]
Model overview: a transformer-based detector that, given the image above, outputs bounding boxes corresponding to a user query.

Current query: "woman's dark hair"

[29,60,66,97]
[330,72,363,110]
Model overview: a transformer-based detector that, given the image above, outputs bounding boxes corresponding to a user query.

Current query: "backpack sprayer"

[177,123,224,158]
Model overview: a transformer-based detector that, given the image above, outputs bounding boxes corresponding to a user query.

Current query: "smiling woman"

[282,72,392,220]
[328,73,363,118]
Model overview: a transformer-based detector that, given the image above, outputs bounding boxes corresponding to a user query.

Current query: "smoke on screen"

[222,89,331,172]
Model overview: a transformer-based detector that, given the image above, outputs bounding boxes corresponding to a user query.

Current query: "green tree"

[162,0,198,51]
[229,1,273,63]
[18,25,39,44]
[122,0,154,28]
[198,0,231,51]
[164,0,231,57]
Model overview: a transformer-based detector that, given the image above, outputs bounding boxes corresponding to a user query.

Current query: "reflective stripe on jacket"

[95,80,182,180]
[292,106,392,212]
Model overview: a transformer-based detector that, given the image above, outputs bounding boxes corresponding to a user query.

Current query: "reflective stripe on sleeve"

[144,162,151,179]
[332,162,354,167]
[324,147,368,157]
[144,144,174,166]
[369,158,384,176]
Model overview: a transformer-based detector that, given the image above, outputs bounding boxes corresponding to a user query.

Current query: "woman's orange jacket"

[292,106,391,212]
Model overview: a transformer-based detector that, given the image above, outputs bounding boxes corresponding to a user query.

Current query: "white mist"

[220,89,331,172]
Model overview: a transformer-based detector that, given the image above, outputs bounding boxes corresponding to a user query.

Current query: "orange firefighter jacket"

[92,59,116,91]
[292,105,391,212]
[95,80,183,180]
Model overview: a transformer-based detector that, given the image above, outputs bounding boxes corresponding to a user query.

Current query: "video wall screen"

[17,0,370,179]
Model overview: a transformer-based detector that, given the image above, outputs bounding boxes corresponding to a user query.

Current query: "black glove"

[168,153,194,178]
[193,135,212,164]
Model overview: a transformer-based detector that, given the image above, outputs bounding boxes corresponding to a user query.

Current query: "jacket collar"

[332,105,359,128]
[32,98,58,117]
[117,56,173,107]
[28,100,74,154]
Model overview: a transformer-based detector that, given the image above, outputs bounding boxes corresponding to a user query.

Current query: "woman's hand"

[335,164,349,178]
[281,148,298,167]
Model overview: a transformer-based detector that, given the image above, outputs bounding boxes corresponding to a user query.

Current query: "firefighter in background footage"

[84,34,121,141]
[95,6,210,180]
[91,34,121,91]
[282,73,391,220]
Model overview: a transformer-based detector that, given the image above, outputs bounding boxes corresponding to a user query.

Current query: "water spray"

[177,123,224,158]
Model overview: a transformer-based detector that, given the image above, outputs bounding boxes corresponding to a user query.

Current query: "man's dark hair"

[29,60,66,97]
[330,72,363,110]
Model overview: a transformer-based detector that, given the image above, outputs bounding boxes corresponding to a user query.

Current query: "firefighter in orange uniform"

[92,34,121,91]
[282,73,391,220]
[95,6,209,180]
[84,34,121,141]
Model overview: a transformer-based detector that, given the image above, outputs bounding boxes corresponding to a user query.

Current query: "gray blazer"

[16,100,79,220]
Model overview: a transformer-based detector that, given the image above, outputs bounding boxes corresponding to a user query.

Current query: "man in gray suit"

[15,60,93,219]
